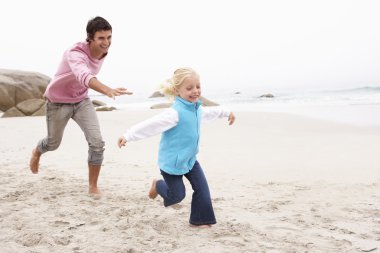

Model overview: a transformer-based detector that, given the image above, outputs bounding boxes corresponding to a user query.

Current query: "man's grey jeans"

[36,98,105,165]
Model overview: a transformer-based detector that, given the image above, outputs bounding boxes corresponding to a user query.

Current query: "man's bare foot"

[190,224,212,228]
[148,179,158,199]
[29,148,41,174]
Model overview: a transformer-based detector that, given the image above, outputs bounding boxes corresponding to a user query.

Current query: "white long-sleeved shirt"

[123,106,231,142]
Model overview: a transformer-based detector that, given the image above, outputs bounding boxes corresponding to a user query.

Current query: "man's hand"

[88,77,133,99]
[107,88,133,99]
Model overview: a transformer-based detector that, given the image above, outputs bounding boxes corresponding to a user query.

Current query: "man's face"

[90,30,112,56]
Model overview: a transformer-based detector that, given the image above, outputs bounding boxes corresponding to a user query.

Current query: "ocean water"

[90,86,380,127]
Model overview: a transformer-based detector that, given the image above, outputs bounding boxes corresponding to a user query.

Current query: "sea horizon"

[90,85,380,127]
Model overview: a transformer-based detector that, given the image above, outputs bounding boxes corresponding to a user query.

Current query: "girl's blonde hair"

[160,67,199,99]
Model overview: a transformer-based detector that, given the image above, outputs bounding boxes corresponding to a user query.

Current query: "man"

[29,16,132,194]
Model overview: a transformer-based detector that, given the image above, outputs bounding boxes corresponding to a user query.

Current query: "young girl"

[117,67,235,227]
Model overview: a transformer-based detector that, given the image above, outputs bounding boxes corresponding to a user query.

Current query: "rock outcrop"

[2,99,46,118]
[0,69,50,112]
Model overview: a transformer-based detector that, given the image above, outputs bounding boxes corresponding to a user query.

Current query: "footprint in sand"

[52,220,70,227]
[3,190,28,201]
[116,208,131,219]
[213,197,226,202]
[17,232,43,247]
[53,235,72,246]
[170,203,184,210]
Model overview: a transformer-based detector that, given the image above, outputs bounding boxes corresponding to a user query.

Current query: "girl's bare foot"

[29,148,41,174]
[89,186,101,194]
[148,179,158,199]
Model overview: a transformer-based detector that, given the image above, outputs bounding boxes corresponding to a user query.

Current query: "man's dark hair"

[86,16,112,42]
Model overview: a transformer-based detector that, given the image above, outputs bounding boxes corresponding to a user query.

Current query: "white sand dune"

[0,109,379,252]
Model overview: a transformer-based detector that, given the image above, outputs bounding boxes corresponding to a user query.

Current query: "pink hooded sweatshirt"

[44,41,105,103]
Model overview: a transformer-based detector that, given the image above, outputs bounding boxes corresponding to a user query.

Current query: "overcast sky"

[2,0,380,94]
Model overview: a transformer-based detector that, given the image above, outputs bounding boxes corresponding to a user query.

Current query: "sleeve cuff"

[84,75,96,87]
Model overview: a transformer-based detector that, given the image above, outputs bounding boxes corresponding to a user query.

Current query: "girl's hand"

[118,136,127,148]
[228,112,236,125]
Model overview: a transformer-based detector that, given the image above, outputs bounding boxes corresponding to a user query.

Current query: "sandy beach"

[0,109,379,252]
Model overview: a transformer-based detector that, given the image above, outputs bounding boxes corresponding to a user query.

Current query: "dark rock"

[259,93,274,98]
[95,106,117,111]
[92,99,107,107]
[200,96,219,106]
[150,102,173,109]
[149,91,165,98]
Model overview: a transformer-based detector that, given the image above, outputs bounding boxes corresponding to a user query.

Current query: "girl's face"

[175,75,201,103]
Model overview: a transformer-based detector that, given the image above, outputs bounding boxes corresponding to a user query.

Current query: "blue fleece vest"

[158,96,202,175]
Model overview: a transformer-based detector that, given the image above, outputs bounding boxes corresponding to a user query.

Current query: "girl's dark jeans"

[156,161,216,225]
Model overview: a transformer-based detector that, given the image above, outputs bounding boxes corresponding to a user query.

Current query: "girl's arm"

[118,108,178,148]
[201,106,235,125]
